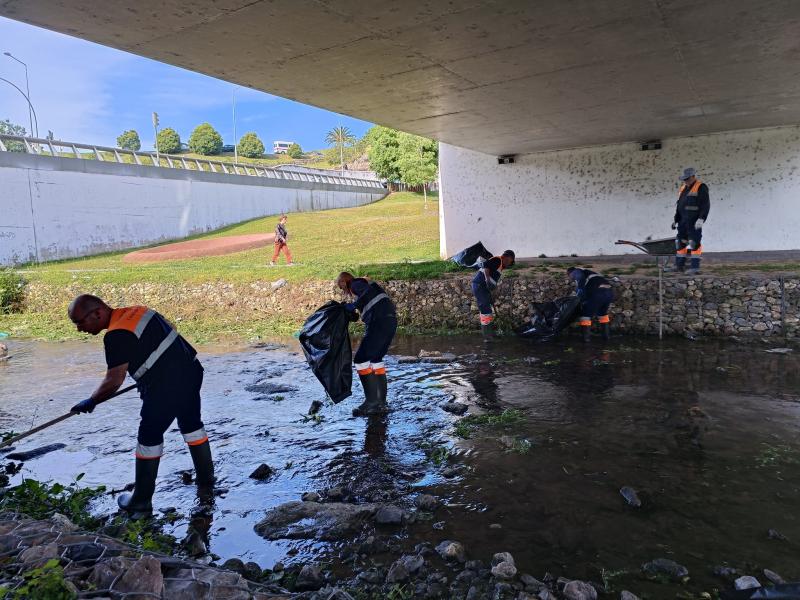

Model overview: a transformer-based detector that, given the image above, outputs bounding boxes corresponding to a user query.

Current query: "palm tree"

[325,126,355,175]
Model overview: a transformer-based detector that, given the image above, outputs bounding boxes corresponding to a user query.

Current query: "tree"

[287,143,303,159]
[325,126,355,174]
[156,127,181,154]
[188,123,223,155]
[0,119,26,152]
[237,132,264,158]
[365,126,401,182]
[116,129,141,151]
[396,132,438,206]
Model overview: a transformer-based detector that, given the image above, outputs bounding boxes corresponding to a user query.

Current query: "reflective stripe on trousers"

[136,442,163,459]
[182,427,208,446]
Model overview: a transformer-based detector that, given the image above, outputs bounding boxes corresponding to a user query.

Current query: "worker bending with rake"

[337,272,397,417]
[567,267,614,341]
[68,294,214,518]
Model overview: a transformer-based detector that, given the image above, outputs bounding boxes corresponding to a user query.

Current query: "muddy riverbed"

[1,334,799,597]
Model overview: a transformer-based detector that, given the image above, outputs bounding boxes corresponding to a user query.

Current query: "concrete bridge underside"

[3,1,800,259]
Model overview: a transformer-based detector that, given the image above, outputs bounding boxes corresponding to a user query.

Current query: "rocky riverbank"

[11,271,800,341]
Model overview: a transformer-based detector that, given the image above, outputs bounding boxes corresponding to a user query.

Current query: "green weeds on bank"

[0,269,25,314]
[1,559,75,600]
[0,475,105,529]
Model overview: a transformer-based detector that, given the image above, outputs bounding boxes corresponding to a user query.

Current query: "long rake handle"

[0,383,138,450]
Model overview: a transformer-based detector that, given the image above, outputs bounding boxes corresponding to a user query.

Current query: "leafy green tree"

[287,142,303,159]
[237,132,264,158]
[116,129,141,151]
[0,119,26,152]
[156,127,181,154]
[397,132,438,206]
[325,125,355,173]
[365,125,402,182]
[188,123,223,155]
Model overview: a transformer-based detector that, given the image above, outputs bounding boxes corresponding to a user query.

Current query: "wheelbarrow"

[614,236,676,340]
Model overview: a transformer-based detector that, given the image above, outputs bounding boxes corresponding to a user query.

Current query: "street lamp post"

[232,91,238,163]
[152,111,160,165]
[0,76,39,138]
[3,52,36,137]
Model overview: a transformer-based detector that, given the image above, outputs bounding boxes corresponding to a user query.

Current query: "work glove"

[694,218,704,229]
[671,221,678,230]
[71,397,97,414]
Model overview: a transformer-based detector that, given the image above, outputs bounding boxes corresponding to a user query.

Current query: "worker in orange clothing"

[270,214,293,266]
[567,267,614,341]
[669,167,710,275]
[68,294,213,518]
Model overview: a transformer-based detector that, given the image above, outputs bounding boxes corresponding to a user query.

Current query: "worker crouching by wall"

[567,267,614,341]
[471,250,515,337]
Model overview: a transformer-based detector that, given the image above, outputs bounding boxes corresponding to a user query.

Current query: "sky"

[0,16,372,152]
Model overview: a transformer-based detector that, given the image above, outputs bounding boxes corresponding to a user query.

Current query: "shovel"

[0,383,138,450]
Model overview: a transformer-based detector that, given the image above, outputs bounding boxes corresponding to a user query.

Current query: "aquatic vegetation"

[112,516,178,554]
[454,409,524,439]
[0,475,105,529]
[3,559,75,600]
[755,443,798,469]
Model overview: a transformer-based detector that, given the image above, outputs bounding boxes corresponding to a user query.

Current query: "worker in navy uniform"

[472,250,515,336]
[336,272,397,417]
[567,267,614,341]
[68,294,213,518]
[669,167,710,275]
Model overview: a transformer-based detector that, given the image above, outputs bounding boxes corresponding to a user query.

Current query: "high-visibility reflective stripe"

[373,367,386,375]
[684,206,700,211]
[480,314,494,325]
[676,248,689,255]
[132,329,178,380]
[135,442,163,459]
[371,361,385,370]
[183,427,208,446]
[690,245,703,256]
[579,318,592,326]
[355,361,372,375]
[678,180,702,196]
[487,276,498,287]
[133,309,155,337]
[362,293,388,317]
[586,274,600,282]
[598,284,611,289]
[598,315,611,324]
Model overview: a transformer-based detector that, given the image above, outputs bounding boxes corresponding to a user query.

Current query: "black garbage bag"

[515,295,581,341]
[299,301,353,403]
[450,241,493,269]
[722,584,800,599]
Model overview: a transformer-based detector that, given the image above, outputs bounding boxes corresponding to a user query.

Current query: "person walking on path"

[471,250,515,336]
[668,167,710,275]
[567,267,614,341]
[68,294,214,518]
[270,214,293,266]
[336,272,397,417]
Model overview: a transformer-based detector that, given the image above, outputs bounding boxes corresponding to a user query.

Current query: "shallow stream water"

[1,334,799,595]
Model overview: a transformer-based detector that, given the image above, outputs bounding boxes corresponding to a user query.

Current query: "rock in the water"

[492,552,515,567]
[436,540,467,563]
[254,500,378,541]
[713,566,739,579]
[734,576,761,590]
[642,558,689,580]
[619,486,642,507]
[768,528,788,541]
[400,554,425,575]
[375,505,404,525]
[442,402,469,415]
[245,382,298,394]
[520,574,546,592]
[763,569,785,585]
[222,558,246,574]
[415,494,440,511]
[6,443,66,461]
[563,580,597,600]
[387,559,410,583]
[295,564,324,591]
[244,561,262,581]
[112,555,164,596]
[358,568,385,584]
[301,491,321,503]
[249,464,274,480]
[620,592,641,600]
[491,561,517,580]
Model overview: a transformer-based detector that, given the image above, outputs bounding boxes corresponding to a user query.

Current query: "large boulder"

[254,501,378,541]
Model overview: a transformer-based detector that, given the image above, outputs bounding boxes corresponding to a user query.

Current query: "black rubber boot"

[601,323,611,340]
[118,457,160,519]
[375,372,388,411]
[188,440,215,487]
[353,373,383,417]
[481,322,496,338]
[582,326,592,342]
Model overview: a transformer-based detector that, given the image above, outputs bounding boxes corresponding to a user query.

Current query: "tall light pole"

[232,91,238,163]
[3,52,36,137]
[0,76,39,138]
[152,111,160,165]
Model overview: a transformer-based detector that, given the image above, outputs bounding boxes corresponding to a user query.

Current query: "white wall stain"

[439,125,800,258]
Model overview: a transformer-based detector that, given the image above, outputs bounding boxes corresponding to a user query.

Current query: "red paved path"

[123,234,275,263]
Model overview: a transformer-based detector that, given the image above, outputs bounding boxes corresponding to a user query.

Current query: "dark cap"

[679,167,696,181]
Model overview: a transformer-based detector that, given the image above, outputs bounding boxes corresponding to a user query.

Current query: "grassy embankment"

[0,192,460,342]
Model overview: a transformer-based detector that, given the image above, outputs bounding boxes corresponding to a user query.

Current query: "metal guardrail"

[0,134,385,189]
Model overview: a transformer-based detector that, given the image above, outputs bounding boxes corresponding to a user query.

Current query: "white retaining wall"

[439,125,800,258]
[0,154,387,265]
